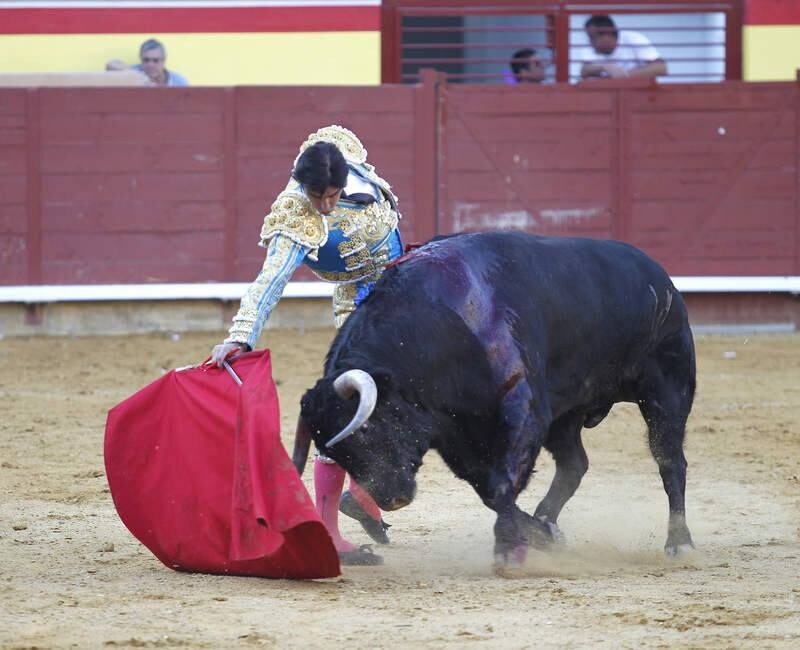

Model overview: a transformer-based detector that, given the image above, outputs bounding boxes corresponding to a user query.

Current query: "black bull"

[293,231,696,564]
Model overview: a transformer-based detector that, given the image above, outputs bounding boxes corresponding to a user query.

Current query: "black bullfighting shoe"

[339,491,391,545]
[338,544,383,566]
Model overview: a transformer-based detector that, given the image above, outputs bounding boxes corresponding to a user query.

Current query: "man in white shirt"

[577,15,667,80]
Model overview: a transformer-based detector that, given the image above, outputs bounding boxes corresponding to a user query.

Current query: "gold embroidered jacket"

[226,126,403,348]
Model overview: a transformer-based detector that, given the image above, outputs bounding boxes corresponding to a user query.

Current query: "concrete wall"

[0,297,332,338]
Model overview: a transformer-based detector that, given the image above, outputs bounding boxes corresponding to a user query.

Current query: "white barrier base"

[0,277,798,304]
[0,282,334,303]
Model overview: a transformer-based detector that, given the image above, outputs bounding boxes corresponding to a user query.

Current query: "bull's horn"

[325,370,377,448]
[292,415,312,476]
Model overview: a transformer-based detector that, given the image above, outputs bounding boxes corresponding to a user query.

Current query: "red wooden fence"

[439,79,799,276]
[1,75,798,286]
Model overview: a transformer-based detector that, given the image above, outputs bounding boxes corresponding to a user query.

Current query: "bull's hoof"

[516,512,565,549]
[492,544,528,577]
[665,542,695,559]
[536,516,566,546]
[339,491,391,545]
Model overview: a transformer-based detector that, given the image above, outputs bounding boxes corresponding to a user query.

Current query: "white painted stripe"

[0,1,380,8]
[0,277,798,303]
[0,282,334,303]
[671,276,800,293]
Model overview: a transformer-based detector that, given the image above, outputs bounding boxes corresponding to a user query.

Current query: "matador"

[212,125,402,566]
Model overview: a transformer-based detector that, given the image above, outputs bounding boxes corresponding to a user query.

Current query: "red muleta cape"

[104,350,339,579]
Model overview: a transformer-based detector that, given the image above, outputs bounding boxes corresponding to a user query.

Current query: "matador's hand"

[210,341,247,368]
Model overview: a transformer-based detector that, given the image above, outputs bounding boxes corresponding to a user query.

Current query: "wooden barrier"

[1,77,799,288]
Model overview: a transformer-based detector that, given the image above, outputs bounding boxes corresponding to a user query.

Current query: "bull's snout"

[384,496,412,511]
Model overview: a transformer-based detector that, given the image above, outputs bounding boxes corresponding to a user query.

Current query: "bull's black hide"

[296,231,696,565]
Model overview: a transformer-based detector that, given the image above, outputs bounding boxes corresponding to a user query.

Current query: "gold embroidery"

[332,270,385,328]
[332,217,355,236]
[344,248,373,272]
[329,200,398,248]
[310,269,366,283]
[338,238,366,257]
[260,191,327,252]
[296,125,368,165]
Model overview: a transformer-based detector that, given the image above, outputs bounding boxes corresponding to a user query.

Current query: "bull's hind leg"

[637,329,696,556]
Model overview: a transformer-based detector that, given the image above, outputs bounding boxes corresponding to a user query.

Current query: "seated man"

[577,14,667,80]
[132,38,189,87]
[509,48,546,84]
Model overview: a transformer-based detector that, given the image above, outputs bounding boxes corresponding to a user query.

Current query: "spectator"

[508,48,546,84]
[577,15,667,80]
[132,38,189,86]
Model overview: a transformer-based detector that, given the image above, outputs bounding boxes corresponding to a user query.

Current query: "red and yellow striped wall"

[745,0,800,80]
[2,1,799,85]
[0,1,381,85]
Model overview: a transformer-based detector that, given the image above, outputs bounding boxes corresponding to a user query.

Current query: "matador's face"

[306,185,343,215]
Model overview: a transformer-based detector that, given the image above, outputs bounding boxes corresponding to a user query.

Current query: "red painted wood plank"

[627,85,793,112]
[42,200,225,232]
[223,87,238,281]
[631,168,795,201]
[0,90,26,115]
[411,69,439,243]
[42,259,226,284]
[728,170,797,197]
[632,236,795,275]
[41,143,225,174]
[631,111,794,143]
[632,138,756,157]
[0,146,26,175]
[442,199,613,236]
[443,87,615,114]
[0,234,27,285]
[687,230,794,257]
[634,146,794,171]
[0,116,27,148]
[237,86,414,113]
[41,113,224,145]
[444,114,614,141]
[0,204,25,234]
[630,198,795,228]
[446,137,612,172]
[25,88,42,285]
[0,174,26,205]
[446,170,611,202]
[42,231,223,280]
[235,112,415,146]
[42,171,225,202]
[40,88,224,115]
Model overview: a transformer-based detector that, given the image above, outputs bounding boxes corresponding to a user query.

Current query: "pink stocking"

[314,458,356,552]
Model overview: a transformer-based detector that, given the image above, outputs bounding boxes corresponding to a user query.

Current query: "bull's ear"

[299,376,334,415]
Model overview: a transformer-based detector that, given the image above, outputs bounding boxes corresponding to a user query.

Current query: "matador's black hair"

[292,142,349,195]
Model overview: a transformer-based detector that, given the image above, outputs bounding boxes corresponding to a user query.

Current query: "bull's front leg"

[484,473,527,567]
[480,378,551,568]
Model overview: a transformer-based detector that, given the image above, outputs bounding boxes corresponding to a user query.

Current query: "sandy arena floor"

[1,330,799,649]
